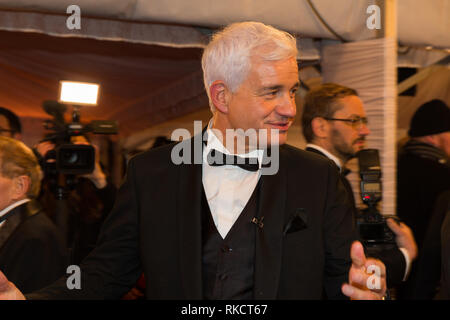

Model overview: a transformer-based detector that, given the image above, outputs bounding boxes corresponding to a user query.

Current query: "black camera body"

[42,100,117,176]
[355,149,397,250]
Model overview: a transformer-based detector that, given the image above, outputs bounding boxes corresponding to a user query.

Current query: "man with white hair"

[1,21,386,300]
[0,136,67,293]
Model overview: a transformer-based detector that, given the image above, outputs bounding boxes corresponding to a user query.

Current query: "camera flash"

[59,81,99,106]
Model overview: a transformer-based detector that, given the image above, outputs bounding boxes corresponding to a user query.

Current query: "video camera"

[356,149,397,250]
[41,100,118,175]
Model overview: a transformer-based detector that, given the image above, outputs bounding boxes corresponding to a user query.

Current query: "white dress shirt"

[0,198,31,229]
[202,126,264,239]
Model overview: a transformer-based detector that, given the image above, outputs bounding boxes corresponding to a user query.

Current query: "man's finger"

[0,270,26,300]
[341,283,382,300]
[350,241,366,268]
[0,270,9,289]
[386,218,402,235]
[349,266,370,289]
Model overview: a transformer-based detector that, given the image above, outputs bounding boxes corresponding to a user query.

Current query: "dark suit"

[305,147,406,288]
[438,191,450,299]
[397,141,450,299]
[0,200,68,294]
[411,190,450,299]
[28,136,355,300]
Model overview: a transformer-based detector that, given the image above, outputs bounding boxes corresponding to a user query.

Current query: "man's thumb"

[350,241,366,267]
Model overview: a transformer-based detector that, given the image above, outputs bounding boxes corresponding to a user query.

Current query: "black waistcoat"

[201,181,261,300]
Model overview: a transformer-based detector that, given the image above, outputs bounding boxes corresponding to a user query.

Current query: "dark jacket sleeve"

[323,162,356,299]
[27,159,142,300]
[439,193,450,299]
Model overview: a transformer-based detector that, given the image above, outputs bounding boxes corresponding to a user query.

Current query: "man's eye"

[265,91,278,98]
[290,89,298,97]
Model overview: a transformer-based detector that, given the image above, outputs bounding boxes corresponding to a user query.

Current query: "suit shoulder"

[281,144,334,169]
[128,141,178,169]
[13,212,64,243]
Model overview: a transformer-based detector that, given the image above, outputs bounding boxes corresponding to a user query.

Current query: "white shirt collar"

[306,143,343,169]
[204,119,264,169]
[0,199,31,227]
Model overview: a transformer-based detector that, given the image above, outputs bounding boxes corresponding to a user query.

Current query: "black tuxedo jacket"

[0,200,68,294]
[29,137,355,300]
[305,147,406,287]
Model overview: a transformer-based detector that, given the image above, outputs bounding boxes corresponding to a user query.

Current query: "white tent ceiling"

[0,0,449,48]
[0,0,448,147]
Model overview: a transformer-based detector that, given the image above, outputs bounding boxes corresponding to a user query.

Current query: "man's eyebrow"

[257,85,283,93]
[257,82,300,94]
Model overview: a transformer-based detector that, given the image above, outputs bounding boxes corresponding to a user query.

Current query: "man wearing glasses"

[301,83,417,290]
[0,107,21,140]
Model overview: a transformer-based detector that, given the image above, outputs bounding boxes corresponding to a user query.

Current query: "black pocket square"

[283,208,308,235]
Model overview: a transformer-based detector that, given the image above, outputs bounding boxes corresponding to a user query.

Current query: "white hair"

[202,21,298,112]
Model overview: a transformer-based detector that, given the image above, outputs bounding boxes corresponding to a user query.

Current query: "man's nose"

[359,122,371,136]
[277,94,297,118]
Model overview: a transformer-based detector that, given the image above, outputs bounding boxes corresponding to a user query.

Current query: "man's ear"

[11,175,31,200]
[311,117,330,139]
[209,80,230,114]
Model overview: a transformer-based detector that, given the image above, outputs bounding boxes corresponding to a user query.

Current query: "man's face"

[328,95,371,160]
[436,131,450,158]
[0,115,13,138]
[0,162,15,211]
[225,55,299,147]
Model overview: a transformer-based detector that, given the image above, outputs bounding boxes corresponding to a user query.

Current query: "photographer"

[301,83,418,289]
[35,135,116,265]
[397,100,450,299]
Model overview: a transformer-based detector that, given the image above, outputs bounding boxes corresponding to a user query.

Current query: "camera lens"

[62,151,79,165]
[57,144,94,174]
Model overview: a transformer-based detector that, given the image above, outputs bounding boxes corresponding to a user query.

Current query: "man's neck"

[211,117,255,155]
[310,140,347,166]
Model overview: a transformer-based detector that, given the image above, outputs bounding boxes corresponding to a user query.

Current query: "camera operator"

[301,83,418,289]
[35,135,116,265]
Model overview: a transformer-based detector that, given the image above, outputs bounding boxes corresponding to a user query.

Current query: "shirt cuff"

[399,247,412,281]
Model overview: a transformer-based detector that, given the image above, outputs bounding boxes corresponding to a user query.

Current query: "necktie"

[207,149,260,172]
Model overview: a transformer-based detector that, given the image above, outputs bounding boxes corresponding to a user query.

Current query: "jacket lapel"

[254,147,287,299]
[177,133,204,299]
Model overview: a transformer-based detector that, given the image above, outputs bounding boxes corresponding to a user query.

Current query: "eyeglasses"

[324,116,368,129]
[0,128,15,135]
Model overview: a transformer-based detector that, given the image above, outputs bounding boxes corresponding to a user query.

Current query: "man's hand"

[341,241,387,300]
[72,138,107,189]
[35,141,55,159]
[0,270,25,300]
[387,218,418,261]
